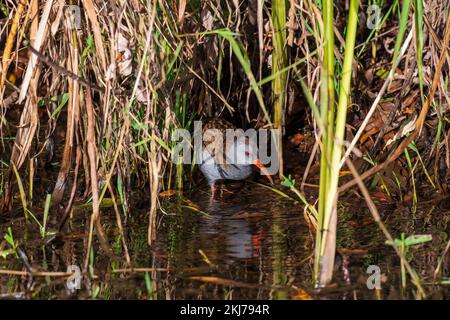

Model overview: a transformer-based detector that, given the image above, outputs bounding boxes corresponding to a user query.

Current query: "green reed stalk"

[272,0,288,177]
[392,0,411,65]
[11,163,28,221]
[314,0,336,286]
[42,194,51,238]
[413,0,424,105]
[315,0,359,286]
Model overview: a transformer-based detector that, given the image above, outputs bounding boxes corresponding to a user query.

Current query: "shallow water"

[0,180,449,299]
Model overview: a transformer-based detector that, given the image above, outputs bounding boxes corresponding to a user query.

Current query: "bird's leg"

[209,182,217,205]
[210,183,217,197]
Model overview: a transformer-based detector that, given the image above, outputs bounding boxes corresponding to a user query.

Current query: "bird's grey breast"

[200,152,253,183]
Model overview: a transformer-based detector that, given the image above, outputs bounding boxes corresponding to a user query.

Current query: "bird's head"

[229,136,274,185]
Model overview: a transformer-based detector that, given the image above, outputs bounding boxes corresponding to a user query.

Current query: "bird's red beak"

[253,159,274,185]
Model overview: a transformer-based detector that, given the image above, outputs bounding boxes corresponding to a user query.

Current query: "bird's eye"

[245,151,250,157]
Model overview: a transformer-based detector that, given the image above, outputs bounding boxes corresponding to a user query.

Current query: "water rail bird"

[199,118,274,199]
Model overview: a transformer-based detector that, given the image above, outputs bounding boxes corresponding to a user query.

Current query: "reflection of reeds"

[271,212,288,299]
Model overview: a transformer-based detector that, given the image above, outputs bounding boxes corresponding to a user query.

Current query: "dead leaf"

[116,33,133,77]
[105,63,116,81]
[339,170,352,177]
[370,191,392,202]
[188,276,259,289]
[292,288,313,300]
[201,9,213,30]
[135,81,148,103]
[178,0,187,24]
[385,114,417,147]
[159,189,178,197]
[289,133,305,146]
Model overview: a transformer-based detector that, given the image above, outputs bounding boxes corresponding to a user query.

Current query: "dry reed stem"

[50,0,64,36]
[58,146,82,231]
[0,269,75,277]
[52,23,79,204]
[18,0,53,104]
[0,0,27,90]
[83,0,107,72]
[29,0,38,44]
[0,268,168,277]
[112,268,169,273]
[84,88,102,271]
[0,0,41,212]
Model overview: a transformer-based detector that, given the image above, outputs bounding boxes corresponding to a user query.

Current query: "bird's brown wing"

[202,118,236,167]
[202,118,236,133]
